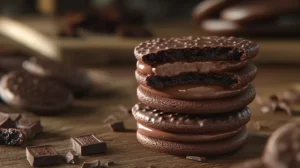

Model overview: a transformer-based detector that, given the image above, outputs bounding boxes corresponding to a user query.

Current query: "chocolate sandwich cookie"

[221,0,300,23]
[132,103,251,134]
[136,64,257,99]
[263,122,300,168]
[193,0,238,22]
[134,36,259,65]
[0,71,73,114]
[137,128,247,156]
[23,57,92,96]
[137,84,255,114]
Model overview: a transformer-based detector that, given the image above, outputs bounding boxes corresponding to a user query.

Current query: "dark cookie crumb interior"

[143,47,243,66]
[146,72,238,89]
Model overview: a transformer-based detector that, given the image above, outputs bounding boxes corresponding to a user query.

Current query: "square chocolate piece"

[71,135,107,156]
[0,112,15,128]
[26,145,61,166]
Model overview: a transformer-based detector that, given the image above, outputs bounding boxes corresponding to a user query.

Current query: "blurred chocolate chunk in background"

[193,0,300,37]
[56,0,152,37]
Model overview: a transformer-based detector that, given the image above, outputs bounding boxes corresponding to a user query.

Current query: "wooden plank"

[0,65,298,168]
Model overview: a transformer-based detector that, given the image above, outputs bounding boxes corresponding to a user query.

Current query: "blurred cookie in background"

[193,0,300,37]
[23,57,92,97]
[201,18,300,37]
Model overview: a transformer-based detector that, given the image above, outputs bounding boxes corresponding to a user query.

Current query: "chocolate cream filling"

[140,84,248,100]
[137,60,248,77]
[137,122,245,143]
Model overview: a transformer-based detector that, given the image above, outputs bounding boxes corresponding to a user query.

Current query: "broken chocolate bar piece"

[82,160,100,168]
[9,113,21,122]
[71,134,107,156]
[65,150,80,165]
[0,128,25,145]
[26,145,61,166]
[0,112,15,128]
[16,115,43,139]
[109,121,125,132]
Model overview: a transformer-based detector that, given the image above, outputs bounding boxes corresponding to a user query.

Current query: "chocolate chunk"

[26,145,61,166]
[260,101,276,114]
[16,115,43,139]
[0,112,15,128]
[186,156,207,162]
[109,121,125,132]
[277,101,292,116]
[279,89,300,103]
[253,121,263,130]
[82,160,100,168]
[65,151,80,165]
[0,128,25,145]
[9,113,21,122]
[71,135,107,156]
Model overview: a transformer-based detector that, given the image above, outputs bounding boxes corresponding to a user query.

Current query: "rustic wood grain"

[0,64,298,168]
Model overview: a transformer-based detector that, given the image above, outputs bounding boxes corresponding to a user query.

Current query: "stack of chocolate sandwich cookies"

[132,36,259,156]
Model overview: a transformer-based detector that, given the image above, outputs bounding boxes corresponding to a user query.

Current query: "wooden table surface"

[0,64,299,168]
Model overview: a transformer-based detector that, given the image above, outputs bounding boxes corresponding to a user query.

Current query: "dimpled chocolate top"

[132,103,251,134]
[0,71,73,111]
[134,36,259,66]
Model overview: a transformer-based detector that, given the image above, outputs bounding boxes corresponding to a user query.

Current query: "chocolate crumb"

[0,128,25,145]
[109,121,125,132]
[186,156,207,162]
[254,121,262,130]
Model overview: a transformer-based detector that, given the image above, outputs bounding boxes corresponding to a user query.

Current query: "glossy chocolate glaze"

[138,122,245,142]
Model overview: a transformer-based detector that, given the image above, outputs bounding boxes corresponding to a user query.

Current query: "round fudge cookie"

[134,36,259,66]
[138,122,246,142]
[221,0,300,23]
[193,0,238,22]
[132,103,251,134]
[137,128,248,156]
[137,84,255,114]
[135,64,257,91]
[23,57,92,96]
[263,122,300,168]
[0,71,73,114]
[231,159,266,168]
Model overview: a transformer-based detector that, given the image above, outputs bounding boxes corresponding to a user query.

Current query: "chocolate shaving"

[65,151,80,165]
